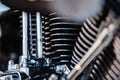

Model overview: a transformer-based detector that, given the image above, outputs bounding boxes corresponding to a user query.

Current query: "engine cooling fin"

[88,34,120,80]
[71,11,107,68]
[28,13,38,57]
[43,13,82,66]
[19,12,43,58]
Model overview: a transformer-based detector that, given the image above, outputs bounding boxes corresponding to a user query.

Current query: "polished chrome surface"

[36,12,43,58]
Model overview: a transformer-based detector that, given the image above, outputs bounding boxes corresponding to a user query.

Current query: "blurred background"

[0,2,22,71]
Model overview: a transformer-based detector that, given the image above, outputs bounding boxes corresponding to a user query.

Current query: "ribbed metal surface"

[20,12,39,58]
[89,34,120,80]
[71,14,104,67]
[28,13,38,57]
[44,13,82,65]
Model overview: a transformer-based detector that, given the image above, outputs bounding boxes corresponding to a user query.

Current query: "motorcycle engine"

[0,0,120,80]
